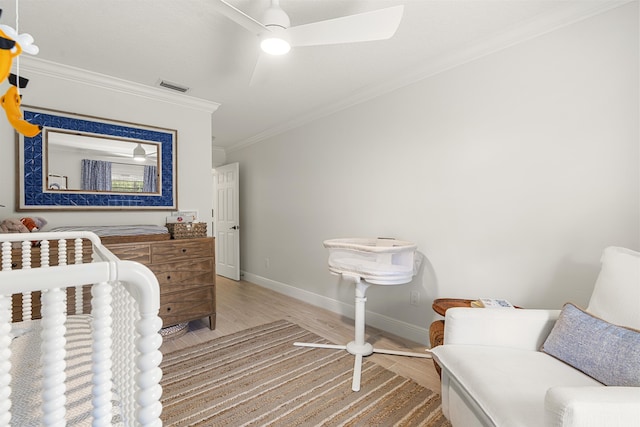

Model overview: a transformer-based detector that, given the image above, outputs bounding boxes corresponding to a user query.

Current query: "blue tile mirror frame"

[17,106,177,211]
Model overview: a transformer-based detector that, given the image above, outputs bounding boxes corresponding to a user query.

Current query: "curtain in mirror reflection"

[81,159,157,193]
[81,159,111,191]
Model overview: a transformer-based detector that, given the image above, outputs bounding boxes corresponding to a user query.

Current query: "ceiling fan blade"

[288,5,404,47]
[249,53,269,86]
[212,0,268,35]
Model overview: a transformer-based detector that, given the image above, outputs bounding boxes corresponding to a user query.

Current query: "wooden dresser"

[10,236,216,330]
[106,237,216,330]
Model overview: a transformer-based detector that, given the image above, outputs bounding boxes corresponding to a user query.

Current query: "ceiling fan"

[213,0,404,84]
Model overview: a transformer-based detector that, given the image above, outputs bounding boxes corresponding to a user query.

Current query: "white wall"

[228,3,639,342]
[212,145,227,168]
[0,59,218,230]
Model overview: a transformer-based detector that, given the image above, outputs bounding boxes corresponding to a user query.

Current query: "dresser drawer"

[149,258,214,292]
[160,287,215,326]
[106,243,151,263]
[151,238,213,263]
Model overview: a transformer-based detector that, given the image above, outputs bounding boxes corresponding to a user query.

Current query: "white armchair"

[431,247,640,427]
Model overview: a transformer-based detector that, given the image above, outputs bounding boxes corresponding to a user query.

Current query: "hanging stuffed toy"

[0,11,17,82]
[0,23,37,84]
[0,11,16,51]
[1,75,41,137]
[0,32,13,50]
[0,25,20,83]
[0,11,40,136]
[0,25,38,54]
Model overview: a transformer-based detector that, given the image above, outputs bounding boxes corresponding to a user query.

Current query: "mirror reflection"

[45,130,160,194]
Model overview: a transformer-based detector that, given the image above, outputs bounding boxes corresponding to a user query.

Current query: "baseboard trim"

[242,272,430,346]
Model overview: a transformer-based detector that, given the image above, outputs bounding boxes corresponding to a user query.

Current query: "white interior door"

[213,162,240,280]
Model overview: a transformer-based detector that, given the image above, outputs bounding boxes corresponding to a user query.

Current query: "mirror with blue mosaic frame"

[17,106,177,210]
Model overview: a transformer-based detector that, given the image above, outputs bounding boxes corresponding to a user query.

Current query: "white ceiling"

[0,0,628,150]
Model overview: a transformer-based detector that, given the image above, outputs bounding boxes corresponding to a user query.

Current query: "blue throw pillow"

[541,303,640,386]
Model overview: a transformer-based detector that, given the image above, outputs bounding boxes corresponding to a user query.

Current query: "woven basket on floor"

[160,322,189,340]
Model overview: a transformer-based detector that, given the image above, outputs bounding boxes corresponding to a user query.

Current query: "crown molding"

[14,56,221,114]
[226,0,631,153]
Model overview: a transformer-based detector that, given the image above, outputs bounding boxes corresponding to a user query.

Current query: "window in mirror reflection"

[46,130,160,194]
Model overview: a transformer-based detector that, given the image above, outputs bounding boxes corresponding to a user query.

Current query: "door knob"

[230,225,239,230]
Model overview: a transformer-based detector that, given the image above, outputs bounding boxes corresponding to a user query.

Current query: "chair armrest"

[443,307,560,350]
[545,386,640,427]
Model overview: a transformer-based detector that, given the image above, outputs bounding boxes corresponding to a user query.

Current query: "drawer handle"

[166,275,171,280]
[11,262,17,268]
[166,307,171,312]
[181,248,187,254]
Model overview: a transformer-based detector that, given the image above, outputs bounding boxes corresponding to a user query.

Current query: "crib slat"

[41,287,67,426]
[0,242,11,271]
[91,281,114,426]
[21,241,33,321]
[135,313,163,427]
[0,294,12,426]
[74,239,84,315]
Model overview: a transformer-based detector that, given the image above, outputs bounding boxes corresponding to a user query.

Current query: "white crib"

[0,231,163,426]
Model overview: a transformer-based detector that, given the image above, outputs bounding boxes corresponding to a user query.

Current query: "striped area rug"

[160,319,451,426]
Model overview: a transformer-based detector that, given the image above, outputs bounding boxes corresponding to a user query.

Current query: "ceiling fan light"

[261,36,290,55]
[133,143,146,161]
[260,25,290,55]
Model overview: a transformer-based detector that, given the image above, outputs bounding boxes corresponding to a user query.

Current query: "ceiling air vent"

[158,79,190,93]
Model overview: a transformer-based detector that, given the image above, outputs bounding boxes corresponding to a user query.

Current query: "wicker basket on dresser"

[106,236,216,330]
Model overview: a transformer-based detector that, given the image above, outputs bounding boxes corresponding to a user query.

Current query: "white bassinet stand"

[294,238,431,392]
